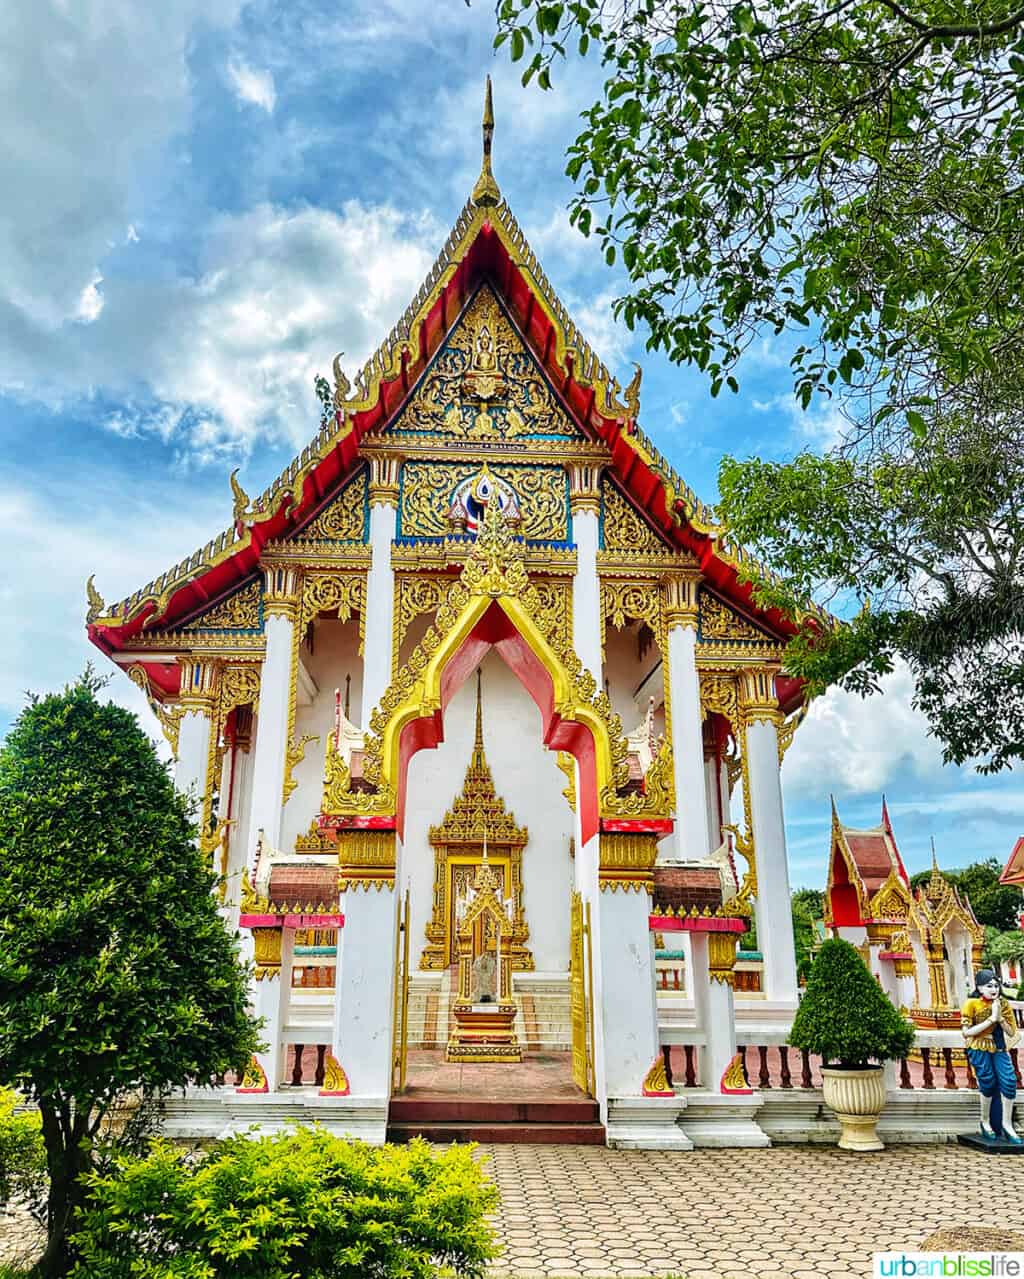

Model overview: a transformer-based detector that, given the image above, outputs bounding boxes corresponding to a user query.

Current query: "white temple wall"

[403,651,574,974]
[603,625,665,743]
[280,617,364,855]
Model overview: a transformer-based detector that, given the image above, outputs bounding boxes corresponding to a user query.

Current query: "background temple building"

[824,799,985,1028]
[86,82,818,1148]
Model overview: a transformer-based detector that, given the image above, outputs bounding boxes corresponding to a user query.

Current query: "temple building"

[824,799,984,1028]
[86,82,817,1147]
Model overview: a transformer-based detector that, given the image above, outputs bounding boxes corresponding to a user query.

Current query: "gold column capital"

[176,657,221,712]
[707,930,739,986]
[262,565,301,620]
[566,461,604,516]
[662,569,702,629]
[737,665,783,728]
[598,831,659,893]
[365,450,402,508]
[337,828,397,892]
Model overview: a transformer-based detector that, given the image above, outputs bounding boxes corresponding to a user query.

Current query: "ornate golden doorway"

[448,855,509,966]
[420,673,534,972]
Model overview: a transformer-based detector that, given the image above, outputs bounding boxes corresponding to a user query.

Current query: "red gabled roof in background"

[826,797,910,927]
[87,145,829,711]
[1001,836,1024,887]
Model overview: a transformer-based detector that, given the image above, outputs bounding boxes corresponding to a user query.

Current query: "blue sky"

[2,0,1019,892]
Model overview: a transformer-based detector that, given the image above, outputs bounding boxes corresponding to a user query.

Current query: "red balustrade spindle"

[921,1047,935,1089]
[683,1044,697,1088]
[291,1044,305,1087]
[800,1049,813,1089]
[899,1058,912,1089]
[315,1044,327,1087]
[661,1044,674,1088]
[778,1046,793,1090]
[758,1045,771,1089]
[942,1047,957,1090]
[965,1055,977,1089]
[1011,1048,1023,1089]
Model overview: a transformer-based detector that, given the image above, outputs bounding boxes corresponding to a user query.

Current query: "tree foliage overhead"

[0,672,261,1276]
[494,0,1024,772]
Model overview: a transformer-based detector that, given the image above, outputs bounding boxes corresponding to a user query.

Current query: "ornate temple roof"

[825,797,984,944]
[1001,835,1024,887]
[825,797,910,927]
[86,79,827,710]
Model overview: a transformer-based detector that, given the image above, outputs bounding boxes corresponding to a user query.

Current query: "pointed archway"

[319,505,671,847]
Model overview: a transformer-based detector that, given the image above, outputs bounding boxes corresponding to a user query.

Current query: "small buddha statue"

[474,325,496,371]
[962,968,1022,1143]
[471,950,497,1004]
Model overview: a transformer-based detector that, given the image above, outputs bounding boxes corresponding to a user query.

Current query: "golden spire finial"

[471,75,500,208]
[474,667,485,757]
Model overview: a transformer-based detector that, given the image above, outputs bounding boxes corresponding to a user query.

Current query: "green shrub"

[71,1126,498,1279]
[0,1086,45,1220]
[789,937,914,1069]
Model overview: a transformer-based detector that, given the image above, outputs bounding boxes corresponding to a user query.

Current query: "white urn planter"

[821,1066,886,1151]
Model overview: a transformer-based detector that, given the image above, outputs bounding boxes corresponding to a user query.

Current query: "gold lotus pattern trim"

[699,590,771,644]
[397,284,580,440]
[300,572,365,650]
[602,481,668,554]
[298,471,367,542]
[400,460,568,541]
[125,664,184,758]
[393,573,452,670]
[181,580,262,632]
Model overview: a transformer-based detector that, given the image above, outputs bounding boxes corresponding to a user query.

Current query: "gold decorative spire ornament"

[471,75,500,208]
[85,574,106,623]
[230,469,253,526]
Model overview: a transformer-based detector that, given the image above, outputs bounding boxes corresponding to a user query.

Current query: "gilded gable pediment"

[391,283,584,444]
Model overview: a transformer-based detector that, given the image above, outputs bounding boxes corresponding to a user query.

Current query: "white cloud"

[75,273,104,323]
[3,201,442,463]
[227,60,277,113]
[571,285,637,371]
[0,472,225,746]
[753,391,848,451]
[0,0,244,328]
[784,661,944,796]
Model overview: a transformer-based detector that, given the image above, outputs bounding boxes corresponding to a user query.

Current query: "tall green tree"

[0,673,261,1277]
[494,0,1024,771]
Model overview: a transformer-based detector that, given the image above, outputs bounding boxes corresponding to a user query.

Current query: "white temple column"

[596,880,659,1096]
[250,927,295,1090]
[331,831,399,1116]
[361,452,401,727]
[597,833,689,1148]
[247,568,299,857]
[664,573,713,861]
[174,659,219,804]
[568,464,603,682]
[690,930,739,1089]
[740,668,799,1005]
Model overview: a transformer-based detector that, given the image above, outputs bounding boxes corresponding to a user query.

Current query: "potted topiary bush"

[789,937,914,1151]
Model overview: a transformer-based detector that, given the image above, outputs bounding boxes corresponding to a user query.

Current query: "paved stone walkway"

[481,1142,1024,1278]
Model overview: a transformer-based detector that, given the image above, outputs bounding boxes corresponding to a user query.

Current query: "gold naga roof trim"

[86,76,832,695]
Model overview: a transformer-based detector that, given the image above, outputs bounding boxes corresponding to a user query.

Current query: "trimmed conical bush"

[789,937,914,1068]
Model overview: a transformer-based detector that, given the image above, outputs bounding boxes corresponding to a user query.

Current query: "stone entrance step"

[387,1097,605,1145]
